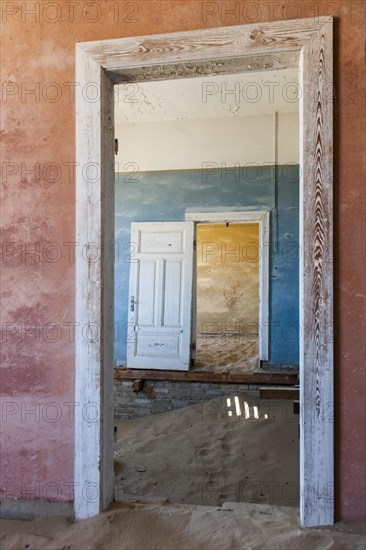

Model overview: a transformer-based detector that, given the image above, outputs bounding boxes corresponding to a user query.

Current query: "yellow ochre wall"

[196,223,259,371]
[197,223,259,330]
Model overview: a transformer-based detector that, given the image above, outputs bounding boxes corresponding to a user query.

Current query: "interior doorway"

[75,19,334,527]
[186,210,271,373]
[113,60,299,508]
[195,221,260,372]
[123,211,271,374]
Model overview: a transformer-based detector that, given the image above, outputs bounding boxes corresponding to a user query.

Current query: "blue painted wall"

[115,165,299,366]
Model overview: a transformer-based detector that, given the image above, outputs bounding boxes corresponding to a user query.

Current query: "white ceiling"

[115,68,299,123]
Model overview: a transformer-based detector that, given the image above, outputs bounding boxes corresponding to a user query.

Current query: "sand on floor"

[1,501,365,550]
[194,334,259,372]
[1,397,364,549]
[114,395,300,507]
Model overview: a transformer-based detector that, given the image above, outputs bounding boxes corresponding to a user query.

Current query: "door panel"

[163,261,182,326]
[137,261,156,325]
[127,222,194,370]
[136,333,181,357]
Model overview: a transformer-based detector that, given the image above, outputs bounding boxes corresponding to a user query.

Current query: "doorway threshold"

[114,368,298,386]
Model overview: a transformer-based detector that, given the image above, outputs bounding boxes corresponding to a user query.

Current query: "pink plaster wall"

[0,1,365,519]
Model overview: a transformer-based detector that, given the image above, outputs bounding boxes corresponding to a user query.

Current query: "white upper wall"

[115,68,299,171]
[115,68,300,121]
[115,112,299,171]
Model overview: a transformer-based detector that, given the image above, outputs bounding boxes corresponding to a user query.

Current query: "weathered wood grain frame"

[75,17,333,527]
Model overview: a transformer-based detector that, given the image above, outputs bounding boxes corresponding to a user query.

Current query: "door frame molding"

[75,18,333,527]
[186,211,270,361]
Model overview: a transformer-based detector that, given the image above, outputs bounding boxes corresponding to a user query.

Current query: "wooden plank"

[260,386,299,400]
[74,47,115,519]
[75,46,103,521]
[80,19,327,72]
[132,379,144,392]
[114,368,298,386]
[299,20,334,527]
[100,68,116,513]
[109,51,300,83]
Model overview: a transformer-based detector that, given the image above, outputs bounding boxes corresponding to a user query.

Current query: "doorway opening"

[195,221,260,372]
[75,19,334,527]
[187,210,271,374]
[113,64,300,508]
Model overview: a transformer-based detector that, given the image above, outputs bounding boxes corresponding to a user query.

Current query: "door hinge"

[193,240,196,249]
[115,138,119,155]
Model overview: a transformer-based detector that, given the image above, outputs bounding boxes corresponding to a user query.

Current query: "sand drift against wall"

[114,395,299,508]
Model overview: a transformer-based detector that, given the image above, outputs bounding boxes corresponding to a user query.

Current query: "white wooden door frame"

[75,18,333,527]
[186,211,270,362]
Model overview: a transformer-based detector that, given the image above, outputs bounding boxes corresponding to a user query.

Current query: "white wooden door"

[127,222,194,370]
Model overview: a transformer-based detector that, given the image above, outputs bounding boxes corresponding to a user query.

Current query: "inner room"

[113,62,300,507]
[195,221,260,372]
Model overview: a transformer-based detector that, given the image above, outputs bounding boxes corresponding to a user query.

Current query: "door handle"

[130,296,136,312]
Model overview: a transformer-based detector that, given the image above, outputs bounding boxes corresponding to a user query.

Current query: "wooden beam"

[299,20,334,527]
[260,386,299,400]
[80,19,326,71]
[110,51,299,83]
[132,379,144,392]
[114,368,298,386]
[74,46,115,520]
